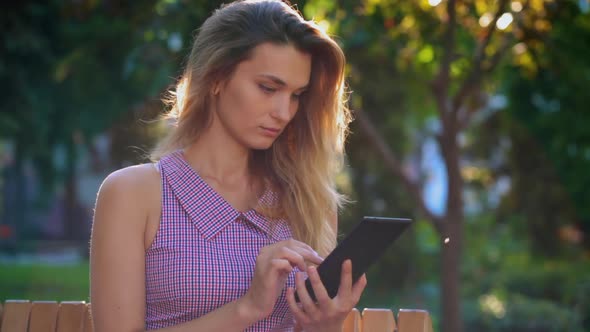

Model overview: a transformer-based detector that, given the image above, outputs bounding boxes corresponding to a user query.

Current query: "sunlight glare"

[511,1,523,12]
[496,13,514,30]
[317,20,331,34]
[173,78,188,118]
[513,42,527,55]
[479,294,506,318]
[479,13,493,27]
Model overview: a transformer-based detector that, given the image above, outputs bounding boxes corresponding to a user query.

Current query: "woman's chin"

[248,139,276,151]
[250,143,274,151]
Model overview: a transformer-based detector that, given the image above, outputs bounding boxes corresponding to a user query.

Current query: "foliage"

[500,1,590,253]
[461,213,590,331]
[464,293,584,332]
[0,0,226,190]
[0,262,90,302]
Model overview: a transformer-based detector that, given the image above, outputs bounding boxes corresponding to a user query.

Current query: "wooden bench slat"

[56,301,86,332]
[0,300,32,332]
[361,308,396,332]
[343,307,361,332]
[398,309,433,332]
[0,299,433,332]
[29,301,59,332]
[83,304,93,332]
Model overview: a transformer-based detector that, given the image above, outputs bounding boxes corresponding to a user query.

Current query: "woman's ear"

[212,82,221,96]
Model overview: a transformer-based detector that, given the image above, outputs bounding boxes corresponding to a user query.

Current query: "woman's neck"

[182,118,253,188]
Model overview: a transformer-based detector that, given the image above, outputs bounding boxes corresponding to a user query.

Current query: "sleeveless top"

[144,150,297,331]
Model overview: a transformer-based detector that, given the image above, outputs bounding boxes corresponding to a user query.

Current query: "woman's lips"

[260,126,281,137]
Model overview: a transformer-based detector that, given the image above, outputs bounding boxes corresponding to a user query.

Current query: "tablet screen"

[295,216,412,302]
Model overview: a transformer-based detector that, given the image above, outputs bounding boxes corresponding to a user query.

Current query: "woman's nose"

[271,94,294,122]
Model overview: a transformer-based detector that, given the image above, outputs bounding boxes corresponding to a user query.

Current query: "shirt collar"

[161,150,287,241]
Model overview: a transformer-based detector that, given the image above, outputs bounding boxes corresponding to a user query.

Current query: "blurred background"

[1,0,589,331]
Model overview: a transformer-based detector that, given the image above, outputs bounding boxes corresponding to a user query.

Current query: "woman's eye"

[292,90,307,100]
[259,84,275,93]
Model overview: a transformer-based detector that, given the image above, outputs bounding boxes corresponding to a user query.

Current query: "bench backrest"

[0,300,433,332]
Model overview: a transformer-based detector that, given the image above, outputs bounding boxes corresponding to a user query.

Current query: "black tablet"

[295,216,413,302]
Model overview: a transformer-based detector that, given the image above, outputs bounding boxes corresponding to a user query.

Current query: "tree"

[500,1,590,254]
[303,0,582,331]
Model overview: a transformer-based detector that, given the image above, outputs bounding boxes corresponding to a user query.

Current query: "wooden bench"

[0,300,433,332]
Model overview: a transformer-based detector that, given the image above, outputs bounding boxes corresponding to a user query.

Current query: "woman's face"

[212,42,311,150]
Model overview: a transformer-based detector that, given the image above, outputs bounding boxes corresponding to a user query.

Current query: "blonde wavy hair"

[151,0,351,256]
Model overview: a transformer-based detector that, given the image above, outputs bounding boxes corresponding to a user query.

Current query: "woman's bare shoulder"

[96,163,161,222]
[101,163,160,191]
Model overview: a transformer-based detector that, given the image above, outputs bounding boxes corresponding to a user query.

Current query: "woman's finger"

[295,271,319,318]
[336,259,353,300]
[285,240,324,264]
[277,247,307,271]
[283,239,319,256]
[307,265,332,307]
[269,258,295,276]
[286,287,310,325]
[296,247,324,266]
[273,240,323,271]
[351,273,368,302]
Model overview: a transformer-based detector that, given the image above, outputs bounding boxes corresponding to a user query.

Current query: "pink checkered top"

[144,150,296,331]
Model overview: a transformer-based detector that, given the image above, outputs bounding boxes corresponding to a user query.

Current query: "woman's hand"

[286,259,367,332]
[239,239,324,321]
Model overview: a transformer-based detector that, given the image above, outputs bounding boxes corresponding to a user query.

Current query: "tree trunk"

[439,130,464,332]
[64,139,79,241]
[441,216,463,332]
[5,140,26,249]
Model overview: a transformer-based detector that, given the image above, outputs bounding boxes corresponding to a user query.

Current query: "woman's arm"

[90,166,151,332]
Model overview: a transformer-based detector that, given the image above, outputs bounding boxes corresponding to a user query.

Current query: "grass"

[0,261,90,302]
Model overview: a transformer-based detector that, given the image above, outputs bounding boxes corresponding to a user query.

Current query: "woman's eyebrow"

[257,74,308,91]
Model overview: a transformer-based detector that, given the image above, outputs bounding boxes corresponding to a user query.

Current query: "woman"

[90,0,367,331]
